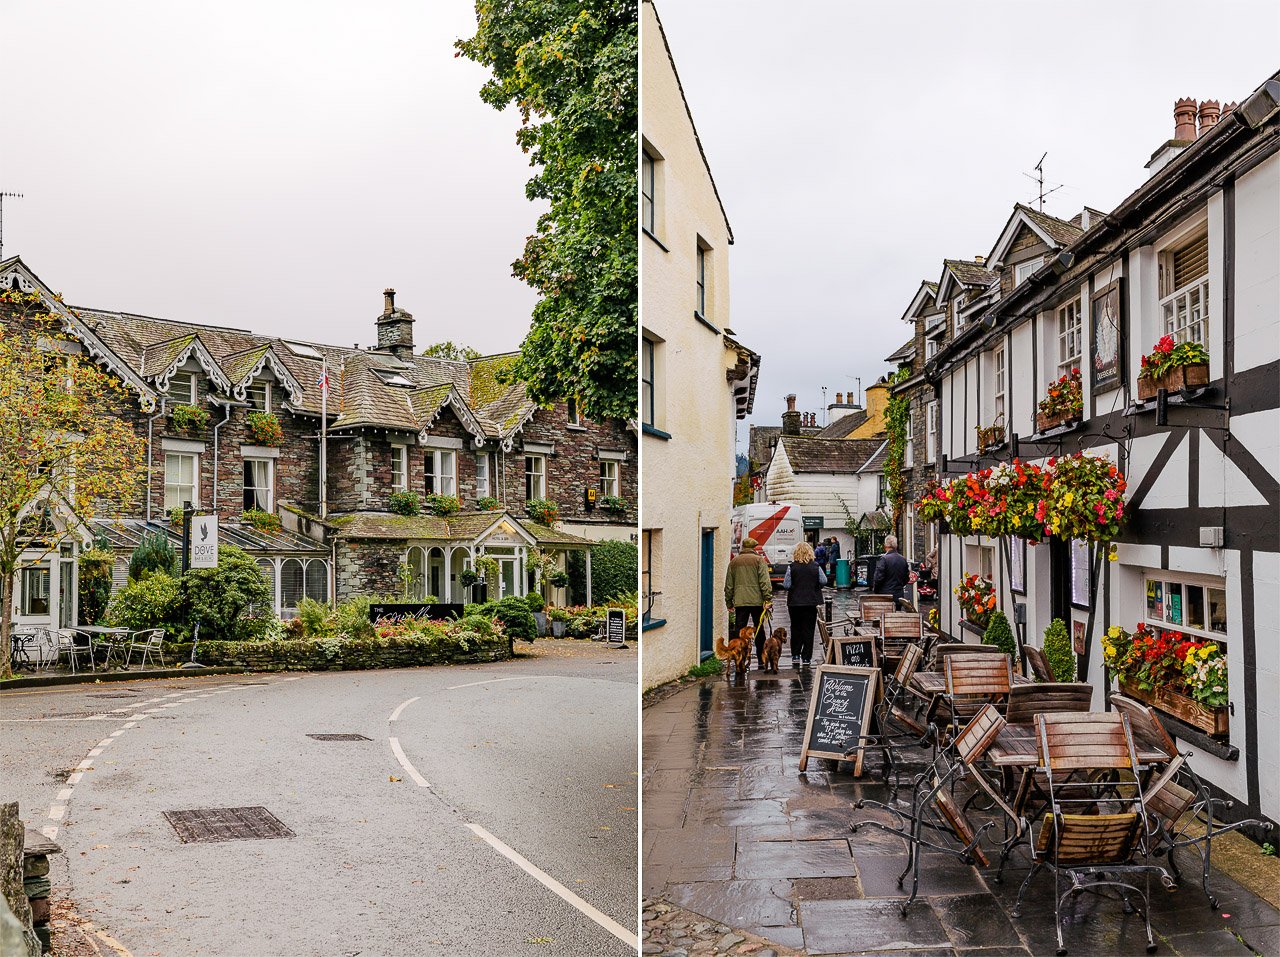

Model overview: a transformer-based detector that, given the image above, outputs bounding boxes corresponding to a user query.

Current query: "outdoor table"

[10,630,40,670]
[76,626,130,668]
[985,721,1173,768]
[910,671,1032,697]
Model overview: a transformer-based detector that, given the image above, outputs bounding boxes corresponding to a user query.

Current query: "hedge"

[163,631,511,671]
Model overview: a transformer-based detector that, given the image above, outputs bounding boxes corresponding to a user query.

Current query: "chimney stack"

[782,394,802,436]
[376,288,415,361]
[1197,99,1220,137]
[835,392,844,405]
[1174,98,1198,140]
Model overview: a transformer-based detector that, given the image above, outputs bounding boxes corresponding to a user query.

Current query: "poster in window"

[1070,539,1091,608]
[1091,279,1124,392]
[1008,537,1025,594]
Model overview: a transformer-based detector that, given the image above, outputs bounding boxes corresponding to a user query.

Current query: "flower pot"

[1036,409,1078,433]
[1137,362,1210,401]
[1119,680,1228,736]
[552,621,566,638]
[533,612,547,637]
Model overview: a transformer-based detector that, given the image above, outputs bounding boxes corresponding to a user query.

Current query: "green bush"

[1043,617,1075,683]
[456,614,499,638]
[476,496,500,511]
[107,572,181,631]
[424,494,461,516]
[524,592,545,613]
[333,596,376,640]
[129,532,178,581]
[389,490,421,516]
[298,597,332,637]
[180,544,273,641]
[983,610,1017,661]
[585,540,637,604]
[465,596,536,641]
[78,547,115,625]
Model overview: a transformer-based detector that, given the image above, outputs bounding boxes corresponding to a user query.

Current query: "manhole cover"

[306,733,371,741]
[163,807,294,843]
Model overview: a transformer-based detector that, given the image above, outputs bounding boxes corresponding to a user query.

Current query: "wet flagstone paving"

[642,662,1280,956]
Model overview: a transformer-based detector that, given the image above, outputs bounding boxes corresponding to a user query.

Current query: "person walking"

[725,537,773,667]
[872,534,910,606]
[828,537,841,577]
[782,541,826,666]
[814,540,829,575]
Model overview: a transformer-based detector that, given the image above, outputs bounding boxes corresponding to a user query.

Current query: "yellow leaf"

[389,775,402,783]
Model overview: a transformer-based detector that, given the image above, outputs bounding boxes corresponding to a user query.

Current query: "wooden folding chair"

[940,653,1012,746]
[858,595,896,627]
[1004,683,1093,724]
[933,640,1004,672]
[1021,643,1056,681]
[848,642,929,789]
[879,611,924,673]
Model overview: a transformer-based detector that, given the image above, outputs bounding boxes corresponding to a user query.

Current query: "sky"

[654,0,1279,447]
[1,1,540,356]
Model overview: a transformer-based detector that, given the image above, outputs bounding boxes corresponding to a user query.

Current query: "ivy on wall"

[882,368,913,531]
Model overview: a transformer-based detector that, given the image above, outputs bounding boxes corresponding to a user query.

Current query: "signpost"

[605,607,628,648]
[826,635,878,669]
[799,665,879,776]
[190,514,218,569]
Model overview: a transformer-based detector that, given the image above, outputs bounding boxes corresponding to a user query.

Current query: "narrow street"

[1,642,638,957]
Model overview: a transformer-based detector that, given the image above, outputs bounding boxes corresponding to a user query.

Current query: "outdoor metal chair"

[847,642,930,789]
[126,629,167,669]
[939,653,1013,745]
[1021,643,1056,681]
[950,704,1033,884]
[878,612,924,671]
[1004,682,1093,725]
[1014,711,1173,955]
[55,629,93,674]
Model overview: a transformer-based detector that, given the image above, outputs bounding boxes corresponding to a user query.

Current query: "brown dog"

[761,627,786,674]
[714,626,753,679]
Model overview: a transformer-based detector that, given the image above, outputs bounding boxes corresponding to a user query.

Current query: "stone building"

[2,257,635,629]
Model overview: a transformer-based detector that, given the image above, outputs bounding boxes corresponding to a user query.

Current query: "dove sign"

[190,515,219,568]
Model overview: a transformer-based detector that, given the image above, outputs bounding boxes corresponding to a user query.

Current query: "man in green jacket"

[725,537,773,667]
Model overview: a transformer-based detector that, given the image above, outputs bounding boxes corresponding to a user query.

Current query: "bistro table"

[9,629,43,670]
[910,671,1033,697]
[74,626,131,669]
[986,720,1173,768]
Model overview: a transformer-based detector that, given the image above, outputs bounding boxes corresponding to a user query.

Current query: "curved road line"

[386,690,638,951]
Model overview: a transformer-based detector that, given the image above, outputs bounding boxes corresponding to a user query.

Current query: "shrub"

[476,496,500,511]
[332,595,375,640]
[78,547,115,625]
[1043,618,1075,683]
[456,614,499,639]
[129,532,178,581]
[524,592,545,613]
[180,544,273,641]
[425,494,461,516]
[466,596,536,641]
[298,597,332,637]
[586,540,638,604]
[687,657,724,678]
[242,507,281,531]
[983,610,1017,661]
[389,490,421,516]
[107,572,181,631]
[458,568,481,588]
[246,411,284,446]
[547,607,571,623]
[171,403,210,434]
[526,498,559,526]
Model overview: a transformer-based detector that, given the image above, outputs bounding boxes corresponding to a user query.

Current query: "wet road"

[1,641,638,957]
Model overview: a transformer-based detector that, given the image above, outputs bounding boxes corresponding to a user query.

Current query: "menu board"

[826,636,878,669]
[799,665,880,776]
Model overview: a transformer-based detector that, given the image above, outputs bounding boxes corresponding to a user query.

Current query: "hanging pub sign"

[799,665,880,776]
[190,514,219,569]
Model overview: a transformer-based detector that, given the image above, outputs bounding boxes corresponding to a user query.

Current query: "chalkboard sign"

[798,665,880,776]
[605,608,628,646]
[826,636,878,669]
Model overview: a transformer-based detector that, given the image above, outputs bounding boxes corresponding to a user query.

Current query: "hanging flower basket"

[246,411,284,447]
[1137,336,1209,401]
[975,421,1006,452]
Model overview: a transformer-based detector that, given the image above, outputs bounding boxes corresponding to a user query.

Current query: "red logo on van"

[749,506,792,546]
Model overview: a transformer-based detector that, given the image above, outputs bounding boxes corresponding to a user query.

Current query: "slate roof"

[777,435,885,474]
[885,338,916,363]
[816,410,869,439]
[1018,204,1084,247]
[858,439,891,474]
[92,518,327,555]
[942,259,997,287]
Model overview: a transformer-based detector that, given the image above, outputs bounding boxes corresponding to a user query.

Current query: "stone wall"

[334,539,406,601]
[168,634,512,670]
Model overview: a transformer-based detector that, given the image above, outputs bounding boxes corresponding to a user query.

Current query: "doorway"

[699,529,715,660]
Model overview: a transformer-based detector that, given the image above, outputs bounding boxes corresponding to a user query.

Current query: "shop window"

[1144,574,1227,642]
[21,565,50,616]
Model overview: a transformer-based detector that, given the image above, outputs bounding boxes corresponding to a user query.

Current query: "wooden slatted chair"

[848,642,930,789]
[878,612,924,673]
[858,595,896,627]
[940,653,1012,745]
[1004,683,1093,725]
[951,705,1034,884]
[1021,643,1056,681]
[933,640,1004,672]
[1014,712,1172,955]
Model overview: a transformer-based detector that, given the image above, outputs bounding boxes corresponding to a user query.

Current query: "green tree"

[456,0,637,421]
[421,341,481,362]
[982,609,1017,662]
[1043,617,1076,683]
[179,544,273,641]
[128,532,178,582]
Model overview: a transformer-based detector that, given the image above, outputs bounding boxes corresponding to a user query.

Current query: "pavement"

[1,638,638,957]
[641,615,1280,957]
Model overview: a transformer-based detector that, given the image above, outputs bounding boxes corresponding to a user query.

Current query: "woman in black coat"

[782,541,827,666]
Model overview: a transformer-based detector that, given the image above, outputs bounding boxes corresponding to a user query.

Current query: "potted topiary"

[982,609,1017,666]
[547,607,570,638]
[1137,335,1209,401]
[1042,617,1076,684]
[524,592,547,635]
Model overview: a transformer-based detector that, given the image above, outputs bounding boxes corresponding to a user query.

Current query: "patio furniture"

[1004,683,1094,724]
[1021,643,1056,681]
[10,628,44,671]
[126,629,167,668]
[77,625,131,668]
[1014,712,1173,955]
[950,704,1032,884]
[938,653,1013,744]
[857,595,895,627]
[878,612,924,672]
[55,629,93,674]
[933,639,1005,672]
[848,642,929,788]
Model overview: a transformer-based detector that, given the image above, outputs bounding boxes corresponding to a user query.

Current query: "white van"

[731,502,803,584]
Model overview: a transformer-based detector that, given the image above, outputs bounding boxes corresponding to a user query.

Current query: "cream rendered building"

[641,0,758,690]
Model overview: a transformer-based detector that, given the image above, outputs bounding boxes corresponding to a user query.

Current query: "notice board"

[798,665,880,776]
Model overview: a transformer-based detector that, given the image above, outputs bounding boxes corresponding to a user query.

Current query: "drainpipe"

[210,400,234,516]
[145,399,168,523]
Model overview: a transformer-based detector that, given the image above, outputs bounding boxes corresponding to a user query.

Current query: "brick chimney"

[1197,99,1221,137]
[376,287,415,361]
[1174,97,1198,140]
[782,394,802,435]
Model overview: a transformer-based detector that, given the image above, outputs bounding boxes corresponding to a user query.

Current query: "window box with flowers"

[1103,623,1228,736]
[476,497,501,512]
[424,494,461,517]
[975,417,1005,453]
[1036,368,1083,432]
[171,403,210,435]
[246,411,284,447]
[954,572,996,630]
[600,495,628,516]
[1137,335,1209,401]
[526,498,559,526]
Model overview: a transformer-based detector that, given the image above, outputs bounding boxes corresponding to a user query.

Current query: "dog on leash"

[761,627,786,674]
[714,626,754,679]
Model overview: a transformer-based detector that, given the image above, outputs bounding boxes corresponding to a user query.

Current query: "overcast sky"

[2,1,540,355]
[655,1,1278,447]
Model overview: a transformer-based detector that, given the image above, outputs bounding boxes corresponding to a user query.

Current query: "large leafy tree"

[0,291,145,677]
[457,0,637,421]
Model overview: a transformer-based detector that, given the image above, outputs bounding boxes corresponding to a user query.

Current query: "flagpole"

[320,356,328,519]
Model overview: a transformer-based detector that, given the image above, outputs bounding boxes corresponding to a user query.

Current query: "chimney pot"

[376,289,414,360]
[836,392,844,405]
[1174,97,1198,140]
[974,255,986,265]
[383,288,396,316]
[785,394,797,412]
[1198,99,1221,137]
[782,394,801,435]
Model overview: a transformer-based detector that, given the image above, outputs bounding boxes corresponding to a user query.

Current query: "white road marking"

[388,696,420,722]
[97,739,114,748]
[110,729,126,737]
[388,737,431,787]
[445,676,543,690]
[48,804,66,821]
[77,758,93,769]
[39,825,57,840]
[67,772,82,785]
[56,789,72,802]
[123,721,137,728]
[466,821,638,949]
[87,748,103,757]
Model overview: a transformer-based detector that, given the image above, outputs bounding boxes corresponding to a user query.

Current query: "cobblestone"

[642,897,800,957]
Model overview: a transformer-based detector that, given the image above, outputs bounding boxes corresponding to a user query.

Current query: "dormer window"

[373,368,415,388]
[1014,257,1044,287]
[166,371,197,405]
[245,381,271,412]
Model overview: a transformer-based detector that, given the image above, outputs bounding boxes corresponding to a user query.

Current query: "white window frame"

[926,337,939,361]
[20,564,51,617]
[164,452,199,510]
[1144,572,1227,641]
[1158,228,1210,346]
[242,457,274,512]
[424,448,457,496]
[903,410,913,467]
[926,402,938,464]
[245,381,272,413]
[993,342,1006,421]
[599,460,620,497]
[1057,297,1082,375]
[525,454,546,501]
[642,337,657,427]
[166,371,197,405]
[695,241,709,319]
[390,445,409,493]
[475,452,490,498]
[641,150,656,235]
[1015,256,1043,287]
